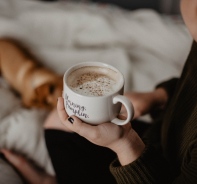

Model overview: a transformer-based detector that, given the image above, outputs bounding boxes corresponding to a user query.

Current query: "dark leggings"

[45,120,151,184]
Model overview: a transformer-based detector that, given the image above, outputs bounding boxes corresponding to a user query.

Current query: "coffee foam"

[67,66,122,96]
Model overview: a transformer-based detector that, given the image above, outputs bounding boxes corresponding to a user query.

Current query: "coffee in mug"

[67,66,122,97]
[63,62,134,125]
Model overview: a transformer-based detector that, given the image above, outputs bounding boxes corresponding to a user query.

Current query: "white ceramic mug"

[63,62,134,125]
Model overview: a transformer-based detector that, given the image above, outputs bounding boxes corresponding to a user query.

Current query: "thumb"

[63,116,102,142]
[62,115,87,135]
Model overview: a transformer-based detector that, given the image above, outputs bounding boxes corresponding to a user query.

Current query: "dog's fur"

[0,38,63,109]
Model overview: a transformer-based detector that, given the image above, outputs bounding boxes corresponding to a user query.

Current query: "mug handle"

[111,95,134,125]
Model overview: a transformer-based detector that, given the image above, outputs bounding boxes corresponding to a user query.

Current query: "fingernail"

[68,117,74,124]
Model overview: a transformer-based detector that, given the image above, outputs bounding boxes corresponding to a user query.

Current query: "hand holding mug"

[121,89,168,119]
[57,97,145,166]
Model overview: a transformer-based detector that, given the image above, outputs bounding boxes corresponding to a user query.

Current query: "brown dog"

[0,38,63,109]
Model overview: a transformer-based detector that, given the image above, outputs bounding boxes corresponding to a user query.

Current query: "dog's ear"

[34,83,52,108]
[35,83,50,96]
[23,76,63,109]
[35,81,62,109]
[20,83,49,109]
[20,83,53,109]
[35,82,60,97]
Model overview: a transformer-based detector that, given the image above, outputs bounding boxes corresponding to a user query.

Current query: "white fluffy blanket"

[0,0,192,175]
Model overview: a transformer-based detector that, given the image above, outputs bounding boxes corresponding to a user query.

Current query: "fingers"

[63,115,104,144]
[43,98,72,132]
[1,149,43,184]
[75,117,99,140]
[1,149,24,166]
[56,97,85,133]
[44,108,72,132]
[57,97,68,124]
[1,149,57,184]
[57,97,123,145]
[56,97,96,137]
[118,114,127,120]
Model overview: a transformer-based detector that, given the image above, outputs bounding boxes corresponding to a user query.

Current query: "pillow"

[0,79,54,175]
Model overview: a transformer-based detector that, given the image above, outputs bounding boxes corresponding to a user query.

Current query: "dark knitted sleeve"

[155,78,179,103]
[109,145,173,184]
[109,141,197,184]
[172,142,197,183]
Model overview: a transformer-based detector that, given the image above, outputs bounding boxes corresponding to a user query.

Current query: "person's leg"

[44,110,116,184]
[45,130,116,184]
[44,109,152,184]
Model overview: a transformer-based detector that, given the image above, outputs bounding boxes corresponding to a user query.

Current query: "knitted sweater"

[109,40,197,184]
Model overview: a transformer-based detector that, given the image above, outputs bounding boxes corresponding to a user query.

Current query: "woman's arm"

[57,97,145,165]
[56,97,171,183]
